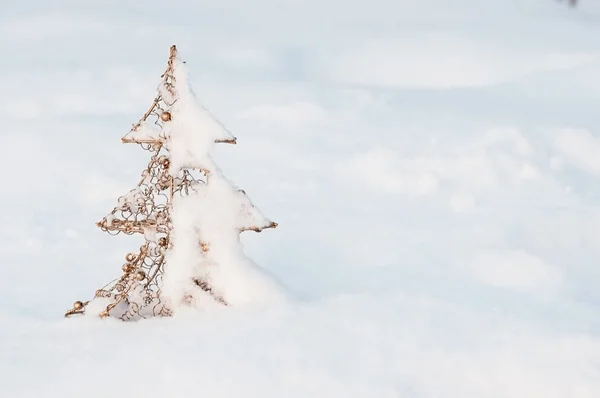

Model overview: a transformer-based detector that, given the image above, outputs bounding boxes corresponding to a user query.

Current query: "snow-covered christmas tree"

[65,45,286,320]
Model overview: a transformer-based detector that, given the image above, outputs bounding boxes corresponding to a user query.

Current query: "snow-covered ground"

[2,0,600,396]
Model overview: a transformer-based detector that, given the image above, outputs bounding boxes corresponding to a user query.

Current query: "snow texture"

[122,120,165,142]
[2,0,600,397]
[163,58,236,175]
[159,54,286,312]
[162,176,287,312]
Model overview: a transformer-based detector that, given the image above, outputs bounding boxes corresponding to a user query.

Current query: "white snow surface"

[2,0,600,397]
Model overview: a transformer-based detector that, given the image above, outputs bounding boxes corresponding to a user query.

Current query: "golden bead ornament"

[135,270,146,281]
[160,111,171,122]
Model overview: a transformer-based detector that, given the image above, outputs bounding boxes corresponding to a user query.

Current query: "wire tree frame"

[65,45,276,320]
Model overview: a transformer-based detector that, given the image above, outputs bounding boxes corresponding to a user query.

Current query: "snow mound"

[159,51,287,313]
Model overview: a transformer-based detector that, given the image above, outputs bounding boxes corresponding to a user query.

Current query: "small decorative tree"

[65,45,284,320]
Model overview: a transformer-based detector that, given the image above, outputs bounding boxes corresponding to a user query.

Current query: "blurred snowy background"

[1,0,600,397]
